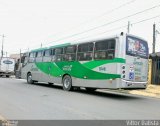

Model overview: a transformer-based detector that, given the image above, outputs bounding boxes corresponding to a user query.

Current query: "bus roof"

[29,35,119,53]
[49,43,71,49]
[71,34,120,45]
[31,47,48,52]
[29,32,148,53]
[30,43,71,53]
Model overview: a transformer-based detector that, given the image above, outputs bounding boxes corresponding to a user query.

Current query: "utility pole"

[127,21,131,34]
[1,34,5,58]
[20,49,21,64]
[153,23,156,53]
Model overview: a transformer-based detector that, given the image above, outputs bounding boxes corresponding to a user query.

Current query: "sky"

[0,0,160,56]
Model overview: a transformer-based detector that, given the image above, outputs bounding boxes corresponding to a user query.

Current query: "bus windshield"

[126,36,148,59]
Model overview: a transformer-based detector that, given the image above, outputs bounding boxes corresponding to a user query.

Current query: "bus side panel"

[21,63,38,81]
[72,77,120,89]
[41,71,62,84]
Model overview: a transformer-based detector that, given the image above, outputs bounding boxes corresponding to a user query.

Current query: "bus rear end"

[120,35,149,89]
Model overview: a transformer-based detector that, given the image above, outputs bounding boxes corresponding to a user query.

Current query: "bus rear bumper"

[119,79,147,89]
[72,77,147,89]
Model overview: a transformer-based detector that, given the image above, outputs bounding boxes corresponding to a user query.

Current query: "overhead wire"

[22,0,136,51]
[41,0,137,40]
[45,3,160,45]
[72,14,160,42]
[20,14,160,53]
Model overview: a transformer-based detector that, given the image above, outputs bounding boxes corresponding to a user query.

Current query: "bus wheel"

[27,73,34,84]
[62,75,73,91]
[6,75,10,78]
[48,82,54,85]
[86,87,97,92]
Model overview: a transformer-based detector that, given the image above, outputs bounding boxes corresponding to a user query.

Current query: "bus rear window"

[126,36,148,58]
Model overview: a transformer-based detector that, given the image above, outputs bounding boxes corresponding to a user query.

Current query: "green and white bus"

[21,33,149,91]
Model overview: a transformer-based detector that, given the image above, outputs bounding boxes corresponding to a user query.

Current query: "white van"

[0,57,15,77]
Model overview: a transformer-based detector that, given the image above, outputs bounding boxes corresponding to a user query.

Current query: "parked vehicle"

[21,33,149,91]
[0,57,15,77]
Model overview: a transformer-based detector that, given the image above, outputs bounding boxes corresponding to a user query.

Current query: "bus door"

[42,49,53,83]
[34,51,43,81]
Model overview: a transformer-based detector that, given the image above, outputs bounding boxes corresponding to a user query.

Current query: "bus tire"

[62,75,73,91]
[27,73,34,84]
[6,75,10,78]
[48,82,54,85]
[86,87,97,92]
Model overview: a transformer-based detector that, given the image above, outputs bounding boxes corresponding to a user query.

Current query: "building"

[149,52,160,85]
[10,54,20,61]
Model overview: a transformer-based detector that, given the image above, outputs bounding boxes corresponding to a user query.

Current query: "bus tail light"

[122,65,125,78]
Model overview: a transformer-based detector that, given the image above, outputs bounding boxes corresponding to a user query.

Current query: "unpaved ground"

[129,85,160,98]
[0,115,5,120]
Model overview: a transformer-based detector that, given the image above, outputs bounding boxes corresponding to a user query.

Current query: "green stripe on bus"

[35,60,121,80]
[36,62,65,76]
[56,61,120,80]
[82,58,126,69]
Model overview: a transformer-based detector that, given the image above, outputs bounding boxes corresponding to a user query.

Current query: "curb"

[99,89,160,99]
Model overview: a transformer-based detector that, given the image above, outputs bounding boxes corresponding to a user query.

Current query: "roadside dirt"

[129,85,160,98]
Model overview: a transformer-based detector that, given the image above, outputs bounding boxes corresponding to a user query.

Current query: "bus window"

[43,49,52,62]
[107,50,115,59]
[29,52,35,58]
[126,36,148,59]
[53,48,64,62]
[43,49,50,57]
[35,51,43,62]
[64,45,76,61]
[94,39,115,60]
[36,51,42,57]
[28,52,36,63]
[77,43,93,61]
[55,48,63,55]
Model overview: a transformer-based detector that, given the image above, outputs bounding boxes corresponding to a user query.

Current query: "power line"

[132,15,160,25]
[15,14,160,53]
[29,14,160,51]
[20,3,160,52]
[25,0,136,51]
[45,3,160,45]
[73,14,160,42]
[92,0,136,20]
[72,25,127,42]
[66,0,136,29]
[39,0,136,42]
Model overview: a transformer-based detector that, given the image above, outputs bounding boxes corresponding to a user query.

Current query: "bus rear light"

[122,66,125,69]
[122,71,125,74]
[123,75,125,78]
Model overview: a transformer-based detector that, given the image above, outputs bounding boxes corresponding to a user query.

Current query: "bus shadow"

[28,82,143,100]
[75,89,143,100]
